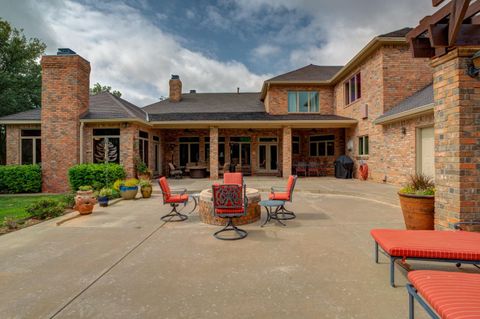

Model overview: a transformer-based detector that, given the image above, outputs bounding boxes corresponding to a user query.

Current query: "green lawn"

[0,195,64,222]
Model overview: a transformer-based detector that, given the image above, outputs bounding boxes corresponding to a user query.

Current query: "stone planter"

[398,192,435,230]
[120,186,138,200]
[75,190,97,215]
[141,185,152,198]
[98,196,109,207]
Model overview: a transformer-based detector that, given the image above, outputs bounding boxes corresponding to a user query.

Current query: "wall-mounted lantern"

[468,50,480,79]
[401,127,407,135]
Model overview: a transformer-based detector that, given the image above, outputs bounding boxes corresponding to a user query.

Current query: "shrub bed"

[68,163,126,191]
[0,164,42,193]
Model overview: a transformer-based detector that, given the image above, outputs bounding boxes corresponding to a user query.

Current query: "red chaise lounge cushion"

[408,270,480,319]
[370,229,480,261]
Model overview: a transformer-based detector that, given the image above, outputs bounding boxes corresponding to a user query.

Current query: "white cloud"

[251,44,281,60]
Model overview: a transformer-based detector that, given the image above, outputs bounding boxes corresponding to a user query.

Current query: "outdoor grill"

[334,155,354,179]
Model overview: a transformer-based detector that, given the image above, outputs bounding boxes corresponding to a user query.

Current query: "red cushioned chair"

[407,270,480,319]
[158,177,189,222]
[223,172,243,185]
[371,222,480,287]
[269,175,298,219]
[212,183,248,240]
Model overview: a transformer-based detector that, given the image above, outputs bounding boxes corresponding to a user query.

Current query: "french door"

[258,138,278,172]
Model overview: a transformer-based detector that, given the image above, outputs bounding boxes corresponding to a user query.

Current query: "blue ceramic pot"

[98,196,109,207]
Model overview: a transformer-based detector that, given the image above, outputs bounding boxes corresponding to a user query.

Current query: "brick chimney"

[169,74,182,102]
[40,48,90,193]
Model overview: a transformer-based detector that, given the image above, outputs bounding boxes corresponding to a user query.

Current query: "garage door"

[417,127,435,179]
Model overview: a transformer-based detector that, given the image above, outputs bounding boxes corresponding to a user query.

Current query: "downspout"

[80,122,84,164]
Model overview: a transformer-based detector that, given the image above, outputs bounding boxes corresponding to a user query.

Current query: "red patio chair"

[371,222,480,287]
[269,175,298,219]
[407,270,480,319]
[223,172,243,185]
[212,183,248,240]
[307,162,321,176]
[158,177,189,222]
[295,162,307,177]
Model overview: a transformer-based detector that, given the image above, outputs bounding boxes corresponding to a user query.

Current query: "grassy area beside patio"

[0,195,65,222]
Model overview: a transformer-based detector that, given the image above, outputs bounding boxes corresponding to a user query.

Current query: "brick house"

[0,28,436,193]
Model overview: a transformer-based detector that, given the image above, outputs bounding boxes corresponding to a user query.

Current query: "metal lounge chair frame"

[212,183,248,240]
[270,175,298,220]
[158,177,195,222]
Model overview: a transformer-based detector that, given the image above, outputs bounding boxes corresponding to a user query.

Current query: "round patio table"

[259,200,287,227]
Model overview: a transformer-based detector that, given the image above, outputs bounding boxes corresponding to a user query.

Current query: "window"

[344,72,361,105]
[179,137,200,166]
[230,137,251,165]
[139,131,149,165]
[204,137,225,164]
[21,129,41,164]
[309,135,335,157]
[93,128,120,163]
[292,136,300,155]
[359,135,369,155]
[288,92,319,113]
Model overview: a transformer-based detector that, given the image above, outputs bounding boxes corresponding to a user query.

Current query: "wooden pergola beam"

[449,0,471,45]
[433,0,446,6]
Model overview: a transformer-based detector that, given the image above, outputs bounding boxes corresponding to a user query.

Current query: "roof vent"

[237,87,240,94]
[190,89,196,93]
[171,74,180,80]
[57,48,77,55]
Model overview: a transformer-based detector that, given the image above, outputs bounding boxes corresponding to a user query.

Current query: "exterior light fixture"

[401,127,407,135]
[468,50,480,79]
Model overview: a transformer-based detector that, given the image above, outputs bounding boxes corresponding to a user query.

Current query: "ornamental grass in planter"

[139,179,153,198]
[136,158,152,181]
[398,174,435,230]
[118,178,139,200]
[98,187,113,207]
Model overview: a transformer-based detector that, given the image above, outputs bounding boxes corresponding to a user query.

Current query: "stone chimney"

[169,75,182,102]
[40,48,90,193]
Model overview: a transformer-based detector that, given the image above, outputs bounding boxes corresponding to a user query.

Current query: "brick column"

[6,125,20,164]
[433,47,480,229]
[41,54,90,193]
[209,127,219,179]
[282,126,292,178]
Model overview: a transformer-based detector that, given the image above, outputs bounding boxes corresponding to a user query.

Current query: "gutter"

[374,103,434,125]
[149,119,358,128]
[0,120,41,125]
[79,118,149,125]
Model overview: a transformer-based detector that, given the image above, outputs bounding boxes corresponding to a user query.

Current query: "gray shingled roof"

[265,64,343,83]
[376,84,433,121]
[0,108,41,121]
[149,112,354,122]
[379,27,412,38]
[143,92,265,114]
[81,92,148,120]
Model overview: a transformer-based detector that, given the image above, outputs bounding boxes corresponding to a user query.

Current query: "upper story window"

[344,72,361,105]
[93,128,120,164]
[21,129,41,165]
[288,91,319,113]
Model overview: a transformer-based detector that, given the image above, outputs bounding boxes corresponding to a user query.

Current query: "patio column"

[209,126,219,179]
[282,126,292,178]
[433,47,480,229]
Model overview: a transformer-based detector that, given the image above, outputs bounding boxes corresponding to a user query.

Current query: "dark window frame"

[21,129,41,165]
[309,135,335,157]
[344,72,361,105]
[359,135,369,155]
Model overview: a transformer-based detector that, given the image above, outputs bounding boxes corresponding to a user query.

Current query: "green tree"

[90,82,122,97]
[0,19,46,164]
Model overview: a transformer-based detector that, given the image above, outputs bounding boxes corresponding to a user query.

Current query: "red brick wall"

[265,85,334,114]
[41,55,90,193]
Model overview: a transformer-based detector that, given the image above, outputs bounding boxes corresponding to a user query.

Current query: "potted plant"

[139,179,153,198]
[98,187,112,207]
[136,158,152,180]
[398,174,435,230]
[119,178,139,200]
[75,185,97,215]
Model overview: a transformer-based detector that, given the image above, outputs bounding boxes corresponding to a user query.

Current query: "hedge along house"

[1,28,437,195]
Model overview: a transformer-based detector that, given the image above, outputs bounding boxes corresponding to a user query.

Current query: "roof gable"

[266,64,343,83]
[81,92,147,121]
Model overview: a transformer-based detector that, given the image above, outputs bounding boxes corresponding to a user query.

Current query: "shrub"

[61,192,76,209]
[400,174,435,196]
[0,164,42,193]
[68,163,126,191]
[122,178,139,187]
[26,199,65,219]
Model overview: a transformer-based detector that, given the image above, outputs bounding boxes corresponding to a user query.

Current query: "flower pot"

[75,190,97,215]
[98,196,109,207]
[120,186,138,200]
[398,192,435,230]
[141,185,152,198]
[137,173,151,180]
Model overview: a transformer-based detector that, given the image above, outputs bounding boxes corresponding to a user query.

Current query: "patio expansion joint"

[47,213,178,318]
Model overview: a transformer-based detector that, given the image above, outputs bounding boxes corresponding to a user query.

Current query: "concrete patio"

[0,178,465,318]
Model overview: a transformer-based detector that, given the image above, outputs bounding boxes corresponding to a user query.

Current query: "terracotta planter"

[137,173,151,181]
[141,185,152,198]
[120,186,138,200]
[398,192,435,230]
[75,190,97,215]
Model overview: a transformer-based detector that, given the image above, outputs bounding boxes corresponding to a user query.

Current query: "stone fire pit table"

[198,188,261,225]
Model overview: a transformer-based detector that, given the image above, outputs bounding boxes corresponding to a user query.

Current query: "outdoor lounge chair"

[223,172,243,185]
[212,183,248,240]
[407,270,480,319]
[168,163,183,179]
[158,177,189,222]
[307,162,321,176]
[269,175,297,219]
[295,162,307,177]
[371,223,480,287]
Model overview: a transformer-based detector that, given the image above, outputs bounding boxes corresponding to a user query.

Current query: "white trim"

[374,103,434,125]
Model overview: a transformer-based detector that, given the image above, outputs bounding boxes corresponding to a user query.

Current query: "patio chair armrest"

[454,221,480,230]
[270,186,286,193]
[169,187,187,195]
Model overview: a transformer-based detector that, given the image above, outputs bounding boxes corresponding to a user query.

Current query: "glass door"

[258,137,278,172]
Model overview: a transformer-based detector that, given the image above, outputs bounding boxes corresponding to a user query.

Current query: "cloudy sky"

[0,0,435,106]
